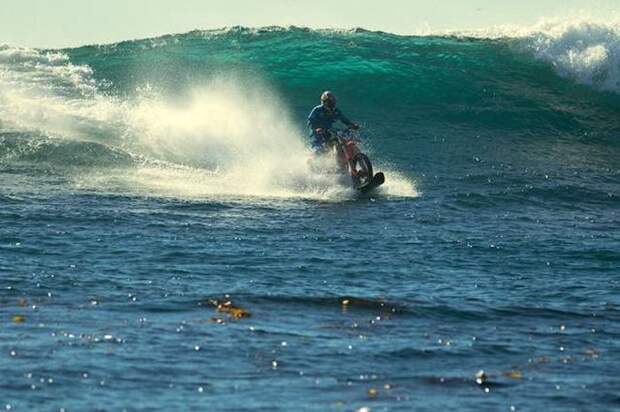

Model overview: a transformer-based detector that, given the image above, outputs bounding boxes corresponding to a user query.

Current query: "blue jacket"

[307,105,354,146]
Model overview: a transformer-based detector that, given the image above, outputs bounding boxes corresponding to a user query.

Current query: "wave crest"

[453,18,620,93]
[525,19,620,93]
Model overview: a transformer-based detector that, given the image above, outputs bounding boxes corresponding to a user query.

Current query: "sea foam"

[453,18,620,93]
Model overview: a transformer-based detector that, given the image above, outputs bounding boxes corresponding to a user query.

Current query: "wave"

[2,18,620,202]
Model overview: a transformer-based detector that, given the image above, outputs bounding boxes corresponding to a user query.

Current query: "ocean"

[1,21,619,411]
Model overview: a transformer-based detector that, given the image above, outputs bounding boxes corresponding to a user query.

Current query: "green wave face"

[67,27,620,139]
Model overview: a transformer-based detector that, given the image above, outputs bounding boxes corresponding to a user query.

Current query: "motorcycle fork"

[335,145,348,173]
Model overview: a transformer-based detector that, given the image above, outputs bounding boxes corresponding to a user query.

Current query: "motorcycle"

[321,128,385,192]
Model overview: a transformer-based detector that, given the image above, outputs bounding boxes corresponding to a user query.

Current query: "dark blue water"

[1,27,620,411]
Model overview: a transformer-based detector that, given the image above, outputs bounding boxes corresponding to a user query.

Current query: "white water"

[454,17,620,93]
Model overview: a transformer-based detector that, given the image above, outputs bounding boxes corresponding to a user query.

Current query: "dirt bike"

[323,128,385,192]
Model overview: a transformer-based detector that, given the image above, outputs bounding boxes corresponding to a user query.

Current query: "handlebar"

[325,128,360,139]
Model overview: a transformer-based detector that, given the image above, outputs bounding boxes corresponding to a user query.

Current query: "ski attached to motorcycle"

[358,172,385,193]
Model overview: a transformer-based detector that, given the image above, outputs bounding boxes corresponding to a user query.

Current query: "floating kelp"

[11,315,25,323]
[207,298,252,319]
[502,370,523,380]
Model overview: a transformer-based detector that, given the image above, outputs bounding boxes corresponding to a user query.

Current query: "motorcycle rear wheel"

[350,153,373,189]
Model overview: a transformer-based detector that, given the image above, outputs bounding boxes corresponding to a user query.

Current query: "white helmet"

[320,91,337,109]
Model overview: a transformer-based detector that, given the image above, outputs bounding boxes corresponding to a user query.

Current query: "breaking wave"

[2,18,620,201]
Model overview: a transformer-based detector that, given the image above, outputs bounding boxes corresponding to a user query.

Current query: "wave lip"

[527,19,620,93]
[450,18,620,93]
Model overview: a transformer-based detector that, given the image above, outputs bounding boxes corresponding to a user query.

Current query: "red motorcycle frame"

[325,128,374,189]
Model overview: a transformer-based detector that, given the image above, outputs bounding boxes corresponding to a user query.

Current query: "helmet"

[320,91,337,109]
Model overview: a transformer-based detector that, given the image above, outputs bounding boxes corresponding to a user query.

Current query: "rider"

[307,91,359,152]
